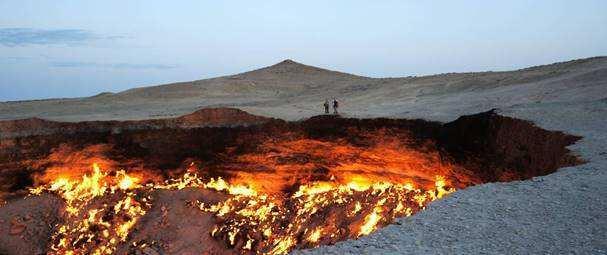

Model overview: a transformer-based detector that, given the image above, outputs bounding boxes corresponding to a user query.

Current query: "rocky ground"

[1,57,606,254]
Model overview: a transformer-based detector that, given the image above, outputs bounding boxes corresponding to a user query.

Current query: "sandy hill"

[116,59,371,99]
[1,56,606,122]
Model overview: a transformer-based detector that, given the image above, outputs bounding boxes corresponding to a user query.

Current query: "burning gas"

[30,163,453,254]
[29,163,149,254]
[27,130,459,254]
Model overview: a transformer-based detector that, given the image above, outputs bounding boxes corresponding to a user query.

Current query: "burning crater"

[0,108,580,254]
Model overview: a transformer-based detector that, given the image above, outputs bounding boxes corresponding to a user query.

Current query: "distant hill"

[1,56,606,122]
[115,59,371,99]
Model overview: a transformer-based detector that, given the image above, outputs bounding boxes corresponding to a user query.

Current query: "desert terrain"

[1,57,606,254]
[1,57,605,123]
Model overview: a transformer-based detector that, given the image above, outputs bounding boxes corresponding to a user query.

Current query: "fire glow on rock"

[29,161,454,255]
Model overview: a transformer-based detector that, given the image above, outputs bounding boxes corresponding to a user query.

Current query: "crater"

[0,108,581,254]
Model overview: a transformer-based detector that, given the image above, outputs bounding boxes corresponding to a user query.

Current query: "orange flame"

[28,129,462,254]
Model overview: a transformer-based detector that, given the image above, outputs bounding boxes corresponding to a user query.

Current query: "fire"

[359,203,383,236]
[31,163,454,254]
[194,175,453,253]
[27,128,461,254]
[227,130,465,197]
[116,171,139,190]
[307,227,323,243]
[29,164,150,255]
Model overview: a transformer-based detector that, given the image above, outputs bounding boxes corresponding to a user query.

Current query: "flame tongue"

[31,164,148,255]
[197,176,452,253]
[30,163,454,254]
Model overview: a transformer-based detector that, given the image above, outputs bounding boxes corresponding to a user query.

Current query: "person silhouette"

[332,98,339,115]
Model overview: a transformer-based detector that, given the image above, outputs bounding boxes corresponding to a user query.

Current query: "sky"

[1,1,606,101]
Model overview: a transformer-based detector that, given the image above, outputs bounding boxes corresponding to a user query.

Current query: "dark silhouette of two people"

[323,98,339,115]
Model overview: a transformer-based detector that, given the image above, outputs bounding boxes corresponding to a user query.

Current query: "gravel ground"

[293,99,607,254]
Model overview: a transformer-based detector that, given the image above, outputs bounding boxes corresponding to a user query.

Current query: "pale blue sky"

[1,0,606,101]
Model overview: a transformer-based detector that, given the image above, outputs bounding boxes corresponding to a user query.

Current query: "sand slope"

[1,57,606,123]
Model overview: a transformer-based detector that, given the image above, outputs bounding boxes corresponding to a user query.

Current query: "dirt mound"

[174,107,269,126]
[0,108,270,139]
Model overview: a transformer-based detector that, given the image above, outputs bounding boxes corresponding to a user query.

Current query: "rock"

[9,222,26,235]
[141,247,161,255]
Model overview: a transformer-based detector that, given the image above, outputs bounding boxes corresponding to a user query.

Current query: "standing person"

[323,99,330,114]
[332,97,339,115]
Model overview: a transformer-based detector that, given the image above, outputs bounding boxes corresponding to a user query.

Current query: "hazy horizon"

[2,0,606,101]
